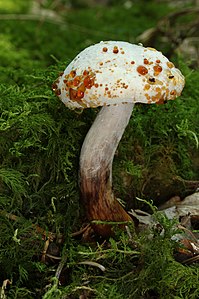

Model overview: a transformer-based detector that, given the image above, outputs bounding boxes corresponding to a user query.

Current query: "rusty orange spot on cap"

[156,97,165,105]
[137,65,148,75]
[144,84,150,90]
[113,46,119,54]
[145,93,151,103]
[152,96,159,102]
[170,90,177,96]
[153,65,162,74]
[69,88,77,101]
[77,90,84,98]
[73,77,81,86]
[167,62,174,69]
[66,80,73,88]
[102,47,108,52]
[83,70,89,76]
[155,87,161,92]
[55,89,61,96]
[144,58,149,64]
[78,83,86,92]
[69,70,76,78]
[83,76,95,89]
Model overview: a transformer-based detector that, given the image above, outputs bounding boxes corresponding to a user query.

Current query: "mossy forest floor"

[0,0,199,298]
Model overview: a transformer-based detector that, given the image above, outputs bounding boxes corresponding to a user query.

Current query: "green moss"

[0,0,30,13]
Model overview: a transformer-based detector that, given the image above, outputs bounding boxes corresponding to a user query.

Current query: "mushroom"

[53,41,185,238]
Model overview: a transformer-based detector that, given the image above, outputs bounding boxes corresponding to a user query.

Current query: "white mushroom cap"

[53,41,185,109]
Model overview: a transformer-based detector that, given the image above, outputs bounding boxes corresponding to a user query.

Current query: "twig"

[77,261,105,272]
[177,224,199,244]
[55,255,67,280]
[0,14,64,25]
[71,224,91,237]
[137,6,199,54]
[160,7,199,25]
[0,280,12,299]
[46,253,62,260]
[0,209,90,242]
[0,14,119,39]
[0,210,19,221]
[125,225,133,242]
[41,239,50,263]
[89,270,135,282]
[182,255,199,265]
[78,248,140,256]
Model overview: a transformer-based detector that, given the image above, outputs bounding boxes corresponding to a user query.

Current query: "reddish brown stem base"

[80,168,132,237]
[79,103,134,238]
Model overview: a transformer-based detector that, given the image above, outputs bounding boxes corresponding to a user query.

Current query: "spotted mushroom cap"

[53,41,185,109]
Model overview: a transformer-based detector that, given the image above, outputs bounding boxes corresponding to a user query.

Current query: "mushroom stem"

[79,103,134,237]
